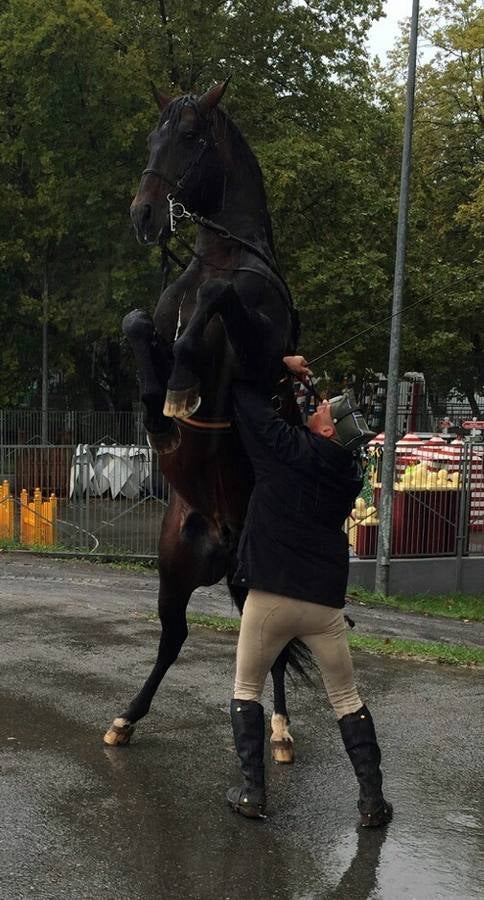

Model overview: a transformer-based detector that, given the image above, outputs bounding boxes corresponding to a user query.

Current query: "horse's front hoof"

[147,423,181,455]
[164,386,201,419]
[122,309,153,340]
[103,717,136,746]
[271,738,295,765]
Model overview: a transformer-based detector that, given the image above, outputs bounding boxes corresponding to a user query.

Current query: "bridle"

[138,109,289,284]
[141,100,213,210]
[141,134,211,212]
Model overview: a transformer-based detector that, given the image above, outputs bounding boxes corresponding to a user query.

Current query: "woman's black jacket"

[233,384,363,608]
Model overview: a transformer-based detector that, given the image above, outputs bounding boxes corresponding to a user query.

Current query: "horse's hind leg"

[104,504,232,747]
[122,309,180,454]
[270,649,295,764]
[104,573,190,746]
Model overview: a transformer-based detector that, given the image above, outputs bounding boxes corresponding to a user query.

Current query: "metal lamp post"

[375,0,420,595]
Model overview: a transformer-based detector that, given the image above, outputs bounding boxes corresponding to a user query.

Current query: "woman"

[226,357,392,828]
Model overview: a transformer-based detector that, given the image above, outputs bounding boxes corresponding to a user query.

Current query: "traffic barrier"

[20,487,57,546]
[0,480,14,540]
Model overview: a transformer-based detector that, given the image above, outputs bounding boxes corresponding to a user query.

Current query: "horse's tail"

[285,638,316,686]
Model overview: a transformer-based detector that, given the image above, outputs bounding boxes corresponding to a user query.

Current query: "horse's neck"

[200,137,273,250]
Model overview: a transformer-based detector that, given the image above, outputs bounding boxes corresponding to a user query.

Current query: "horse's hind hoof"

[271,739,295,765]
[270,713,295,764]
[103,717,136,746]
[164,386,201,419]
[147,423,181,455]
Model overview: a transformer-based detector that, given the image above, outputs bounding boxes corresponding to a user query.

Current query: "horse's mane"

[212,107,277,258]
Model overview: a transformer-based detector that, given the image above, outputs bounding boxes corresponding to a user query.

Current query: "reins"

[166,199,294,313]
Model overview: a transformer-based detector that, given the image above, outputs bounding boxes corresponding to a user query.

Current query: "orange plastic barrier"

[0,480,14,540]
[20,487,57,546]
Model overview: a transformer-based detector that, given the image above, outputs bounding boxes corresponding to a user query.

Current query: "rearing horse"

[104,80,308,760]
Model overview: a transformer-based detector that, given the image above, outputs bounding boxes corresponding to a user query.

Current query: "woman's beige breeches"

[234,589,362,719]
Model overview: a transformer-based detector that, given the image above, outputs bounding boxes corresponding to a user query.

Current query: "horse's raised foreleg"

[164,279,277,418]
[122,309,180,453]
[270,649,295,765]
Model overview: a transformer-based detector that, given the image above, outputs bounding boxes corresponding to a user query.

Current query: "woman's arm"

[233,383,311,467]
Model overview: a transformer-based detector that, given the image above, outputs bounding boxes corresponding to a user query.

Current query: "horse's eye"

[183,131,196,140]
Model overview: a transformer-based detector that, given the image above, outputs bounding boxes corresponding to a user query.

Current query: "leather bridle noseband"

[141,132,211,198]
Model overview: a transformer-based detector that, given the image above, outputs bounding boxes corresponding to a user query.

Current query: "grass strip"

[187,611,240,632]
[95,559,483,621]
[348,587,484,623]
[186,612,483,668]
[348,633,483,668]
[4,550,482,624]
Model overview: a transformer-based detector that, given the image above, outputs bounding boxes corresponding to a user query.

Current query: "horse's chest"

[154,267,225,343]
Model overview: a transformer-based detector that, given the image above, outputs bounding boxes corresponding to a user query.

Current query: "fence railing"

[2,400,482,447]
[0,409,146,447]
[0,443,169,556]
[1,437,483,560]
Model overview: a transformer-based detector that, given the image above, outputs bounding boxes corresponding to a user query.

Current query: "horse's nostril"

[140,203,152,228]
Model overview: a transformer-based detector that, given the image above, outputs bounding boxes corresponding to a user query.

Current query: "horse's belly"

[160,434,253,528]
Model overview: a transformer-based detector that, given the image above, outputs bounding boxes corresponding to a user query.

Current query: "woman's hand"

[282,355,313,381]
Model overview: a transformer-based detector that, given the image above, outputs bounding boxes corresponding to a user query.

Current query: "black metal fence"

[1,405,484,560]
[2,395,481,448]
[0,409,146,447]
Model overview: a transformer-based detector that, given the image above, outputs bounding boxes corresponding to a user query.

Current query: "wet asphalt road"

[0,556,483,900]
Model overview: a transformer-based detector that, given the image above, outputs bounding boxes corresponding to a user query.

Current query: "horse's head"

[130,80,230,245]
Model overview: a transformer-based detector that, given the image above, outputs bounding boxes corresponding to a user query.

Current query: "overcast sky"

[367,0,435,60]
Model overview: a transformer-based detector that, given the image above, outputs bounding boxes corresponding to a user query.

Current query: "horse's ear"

[198,76,231,115]
[150,81,171,113]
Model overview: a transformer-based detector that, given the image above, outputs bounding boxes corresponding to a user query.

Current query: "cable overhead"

[307,271,476,366]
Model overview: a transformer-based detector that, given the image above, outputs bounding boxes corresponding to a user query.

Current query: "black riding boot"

[226,699,266,819]
[339,705,393,828]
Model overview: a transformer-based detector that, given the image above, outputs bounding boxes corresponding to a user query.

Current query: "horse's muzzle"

[130,199,165,245]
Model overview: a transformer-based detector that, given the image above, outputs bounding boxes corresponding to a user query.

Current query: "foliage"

[184,612,484,666]
[0,0,159,407]
[348,633,484,668]
[0,0,481,409]
[382,0,484,411]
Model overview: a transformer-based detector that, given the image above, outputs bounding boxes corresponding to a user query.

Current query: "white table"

[70,445,152,498]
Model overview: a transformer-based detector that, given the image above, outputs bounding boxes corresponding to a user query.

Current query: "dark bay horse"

[104,80,309,760]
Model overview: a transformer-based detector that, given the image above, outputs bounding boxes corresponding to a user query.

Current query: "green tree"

[384,0,484,414]
[0,0,403,409]
[0,0,160,407]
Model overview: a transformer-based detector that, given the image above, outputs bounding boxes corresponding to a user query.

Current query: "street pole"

[375,0,420,595]
[41,262,48,445]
